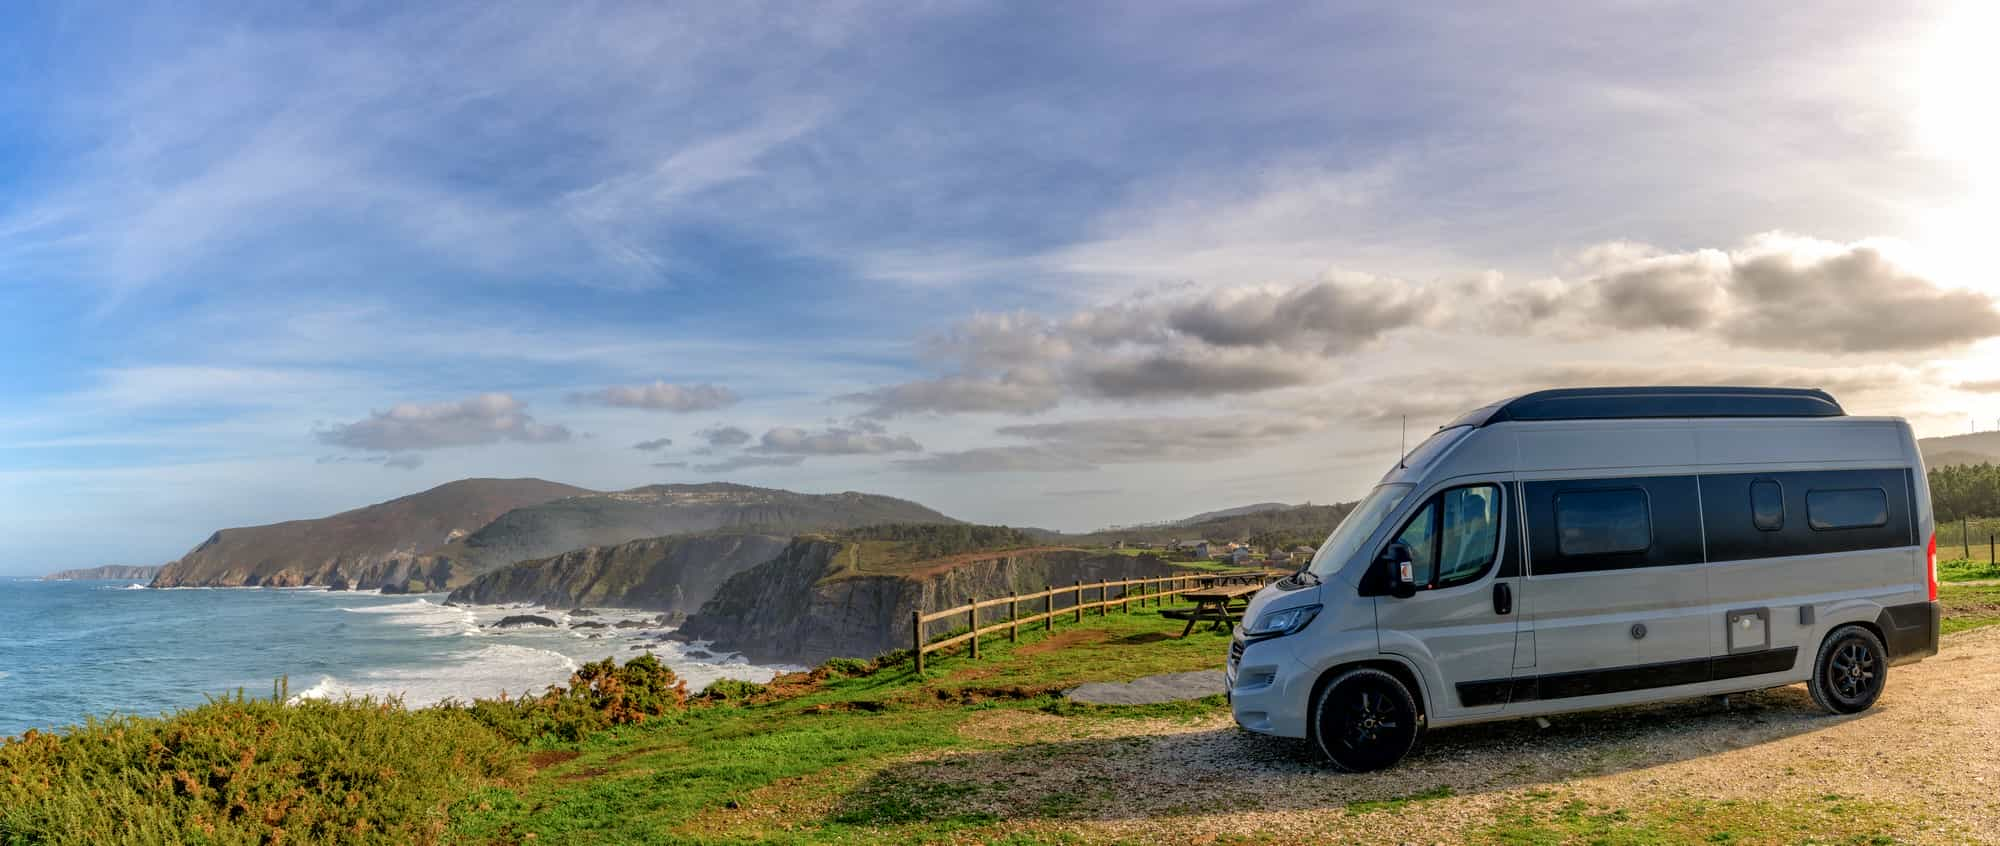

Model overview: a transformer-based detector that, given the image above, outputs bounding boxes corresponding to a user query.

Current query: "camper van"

[1228,387,1941,772]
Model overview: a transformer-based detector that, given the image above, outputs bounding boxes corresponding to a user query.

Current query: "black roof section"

[1450,386,1845,428]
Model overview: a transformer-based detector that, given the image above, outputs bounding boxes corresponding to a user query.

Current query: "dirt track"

[923,627,2000,843]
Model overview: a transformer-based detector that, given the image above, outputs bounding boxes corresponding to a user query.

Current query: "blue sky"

[3,0,1996,573]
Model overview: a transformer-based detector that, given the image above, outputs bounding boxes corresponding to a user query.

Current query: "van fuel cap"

[1630,623,1647,640]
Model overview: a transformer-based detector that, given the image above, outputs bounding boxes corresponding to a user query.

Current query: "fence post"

[1097,581,1107,616]
[1074,581,1083,622]
[1123,580,1132,613]
[912,609,924,675]
[1009,591,1019,643]
[1965,518,1971,558]
[968,597,979,660]
[1989,533,1994,564]
[1045,590,1054,631]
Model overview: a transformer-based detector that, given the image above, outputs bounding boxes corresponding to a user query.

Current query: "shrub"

[465,652,690,744]
[0,694,522,846]
[817,657,872,678]
[697,678,767,703]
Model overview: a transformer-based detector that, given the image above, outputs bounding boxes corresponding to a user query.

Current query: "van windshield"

[1307,483,1414,579]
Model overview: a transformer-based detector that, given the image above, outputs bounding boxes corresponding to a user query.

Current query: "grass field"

[8,589,1996,845]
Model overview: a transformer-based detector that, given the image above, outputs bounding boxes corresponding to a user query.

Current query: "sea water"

[0,577,790,737]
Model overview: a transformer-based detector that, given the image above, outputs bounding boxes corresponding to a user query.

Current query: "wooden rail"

[909,569,1286,673]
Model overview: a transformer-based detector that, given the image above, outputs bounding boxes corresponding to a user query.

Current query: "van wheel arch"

[1305,658,1429,745]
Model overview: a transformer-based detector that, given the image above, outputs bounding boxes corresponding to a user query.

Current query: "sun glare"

[1914,1,2000,293]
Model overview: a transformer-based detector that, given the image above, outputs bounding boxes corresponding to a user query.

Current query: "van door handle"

[1493,582,1513,615]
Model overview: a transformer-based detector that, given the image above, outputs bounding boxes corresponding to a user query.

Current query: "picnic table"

[1162,582,1264,637]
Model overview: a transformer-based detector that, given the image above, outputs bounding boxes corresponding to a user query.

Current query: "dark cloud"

[1077,347,1318,399]
[315,453,426,469]
[695,424,752,448]
[570,381,738,412]
[750,425,921,455]
[692,454,806,473]
[1159,278,1440,354]
[651,460,689,469]
[382,454,424,470]
[1720,238,2000,352]
[632,437,674,451]
[896,445,1095,473]
[316,393,571,451]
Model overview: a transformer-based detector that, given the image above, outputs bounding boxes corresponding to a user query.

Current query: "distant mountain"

[1174,502,1293,525]
[44,564,161,581]
[1073,502,1357,548]
[427,482,960,577]
[150,478,594,589]
[1920,432,2000,468]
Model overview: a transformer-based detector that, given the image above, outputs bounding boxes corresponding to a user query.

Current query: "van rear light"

[1927,533,1939,602]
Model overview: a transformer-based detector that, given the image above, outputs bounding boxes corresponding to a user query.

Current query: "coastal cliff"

[677,538,1180,664]
[43,564,163,581]
[445,532,790,612]
[149,478,593,590]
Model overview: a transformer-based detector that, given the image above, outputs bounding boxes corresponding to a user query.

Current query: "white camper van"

[1228,387,1941,771]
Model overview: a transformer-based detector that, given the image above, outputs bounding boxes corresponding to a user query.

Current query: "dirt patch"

[930,683,1066,704]
[525,750,580,770]
[558,765,610,782]
[1017,629,1110,656]
[804,700,888,714]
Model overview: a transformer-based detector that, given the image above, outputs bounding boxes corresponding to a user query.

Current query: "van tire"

[1312,668,1421,772]
[1808,625,1888,715]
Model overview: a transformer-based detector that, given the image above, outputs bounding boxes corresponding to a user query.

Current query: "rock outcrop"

[444,533,790,613]
[149,478,593,590]
[43,565,163,581]
[677,539,1181,665]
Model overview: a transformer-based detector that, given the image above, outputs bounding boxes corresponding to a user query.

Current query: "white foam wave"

[122,583,147,590]
[340,599,477,637]
[0,671,11,682]
[289,644,581,707]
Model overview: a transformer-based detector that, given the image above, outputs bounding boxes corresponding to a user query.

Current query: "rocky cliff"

[677,540,1180,664]
[150,478,594,590]
[445,532,790,612]
[43,564,163,581]
[429,482,956,574]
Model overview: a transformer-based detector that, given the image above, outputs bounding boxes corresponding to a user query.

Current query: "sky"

[3,0,1997,573]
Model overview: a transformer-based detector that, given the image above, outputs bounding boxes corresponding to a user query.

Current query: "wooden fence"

[909,570,1283,673]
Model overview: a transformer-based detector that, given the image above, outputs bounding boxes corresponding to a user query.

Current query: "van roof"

[1450,386,1845,428]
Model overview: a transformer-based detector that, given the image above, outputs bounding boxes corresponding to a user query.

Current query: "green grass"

[1940,581,2000,633]
[1344,785,1456,815]
[1476,792,1924,846]
[1940,557,2000,582]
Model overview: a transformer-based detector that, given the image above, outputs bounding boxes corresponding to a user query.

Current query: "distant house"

[1228,547,1253,565]
[1290,545,1317,565]
[1190,541,1210,559]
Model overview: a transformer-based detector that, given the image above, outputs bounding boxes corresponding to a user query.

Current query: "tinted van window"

[1556,489,1650,556]
[1750,480,1783,531]
[1807,488,1888,530]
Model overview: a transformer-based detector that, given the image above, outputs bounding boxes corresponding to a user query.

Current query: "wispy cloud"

[573,382,738,412]
[315,394,571,452]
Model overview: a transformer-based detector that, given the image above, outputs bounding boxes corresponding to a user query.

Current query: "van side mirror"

[1382,542,1417,599]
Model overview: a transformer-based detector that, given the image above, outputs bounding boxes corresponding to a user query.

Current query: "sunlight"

[1914,0,2000,293]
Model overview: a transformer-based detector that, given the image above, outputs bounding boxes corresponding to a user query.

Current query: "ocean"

[0,577,790,738]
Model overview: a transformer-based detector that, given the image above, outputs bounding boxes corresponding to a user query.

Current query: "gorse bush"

[698,677,768,703]
[816,657,872,678]
[838,523,1037,559]
[0,693,523,846]
[464,652,690,744]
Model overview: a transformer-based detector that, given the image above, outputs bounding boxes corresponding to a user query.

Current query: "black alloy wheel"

[1312,668,1421,772]
[1808,625,1888,715]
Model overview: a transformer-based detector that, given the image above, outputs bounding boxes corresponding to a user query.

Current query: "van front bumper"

[1226,632,1311,739]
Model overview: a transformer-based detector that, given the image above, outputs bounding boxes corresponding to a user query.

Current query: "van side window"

[1555,488,1651,556]
[1750,480,1783,531]
[1384,483,1503,590]
[1807,488,1888,530]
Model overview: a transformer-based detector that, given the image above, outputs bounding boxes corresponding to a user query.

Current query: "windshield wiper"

[1287,568,1321,587]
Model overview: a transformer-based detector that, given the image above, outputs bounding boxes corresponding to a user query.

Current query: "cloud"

[650,460,688,469]
[632,437,674,451]
[897,445,1096,473]
[750,425,922,456]
[994,415,1325,464]
[1504,235,2000,352]
[315,393,571,451]
[382,454,424,470]
[1956,380,2000,394]
[692,454,806,473]
[695,424,753,449]
[1076,346,1319,399]
[839,369,1063,418]
[571,382,738,412]
[314,453,426,469]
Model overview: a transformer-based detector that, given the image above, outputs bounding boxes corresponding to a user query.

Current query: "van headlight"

[1244,604,1321,640]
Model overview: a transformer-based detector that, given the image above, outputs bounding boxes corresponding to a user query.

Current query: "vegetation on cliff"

[41,564,162,581]
[445,532,790,611]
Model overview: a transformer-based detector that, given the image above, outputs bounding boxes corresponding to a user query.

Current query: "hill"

[149,478,594,589]
[428,482,958,577]
[43,564,162,581]
[445,532,792,612]
[1071,502,1357,549]
[1173,502,1293,525]
[1921,431,2000,468]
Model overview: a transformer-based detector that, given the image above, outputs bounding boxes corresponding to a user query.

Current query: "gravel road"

[930,626,2000,844]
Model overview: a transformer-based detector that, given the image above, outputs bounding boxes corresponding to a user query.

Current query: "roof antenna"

[1398,415,1408,469]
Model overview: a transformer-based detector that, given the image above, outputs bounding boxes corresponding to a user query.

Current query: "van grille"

[1228,639,1245,667]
